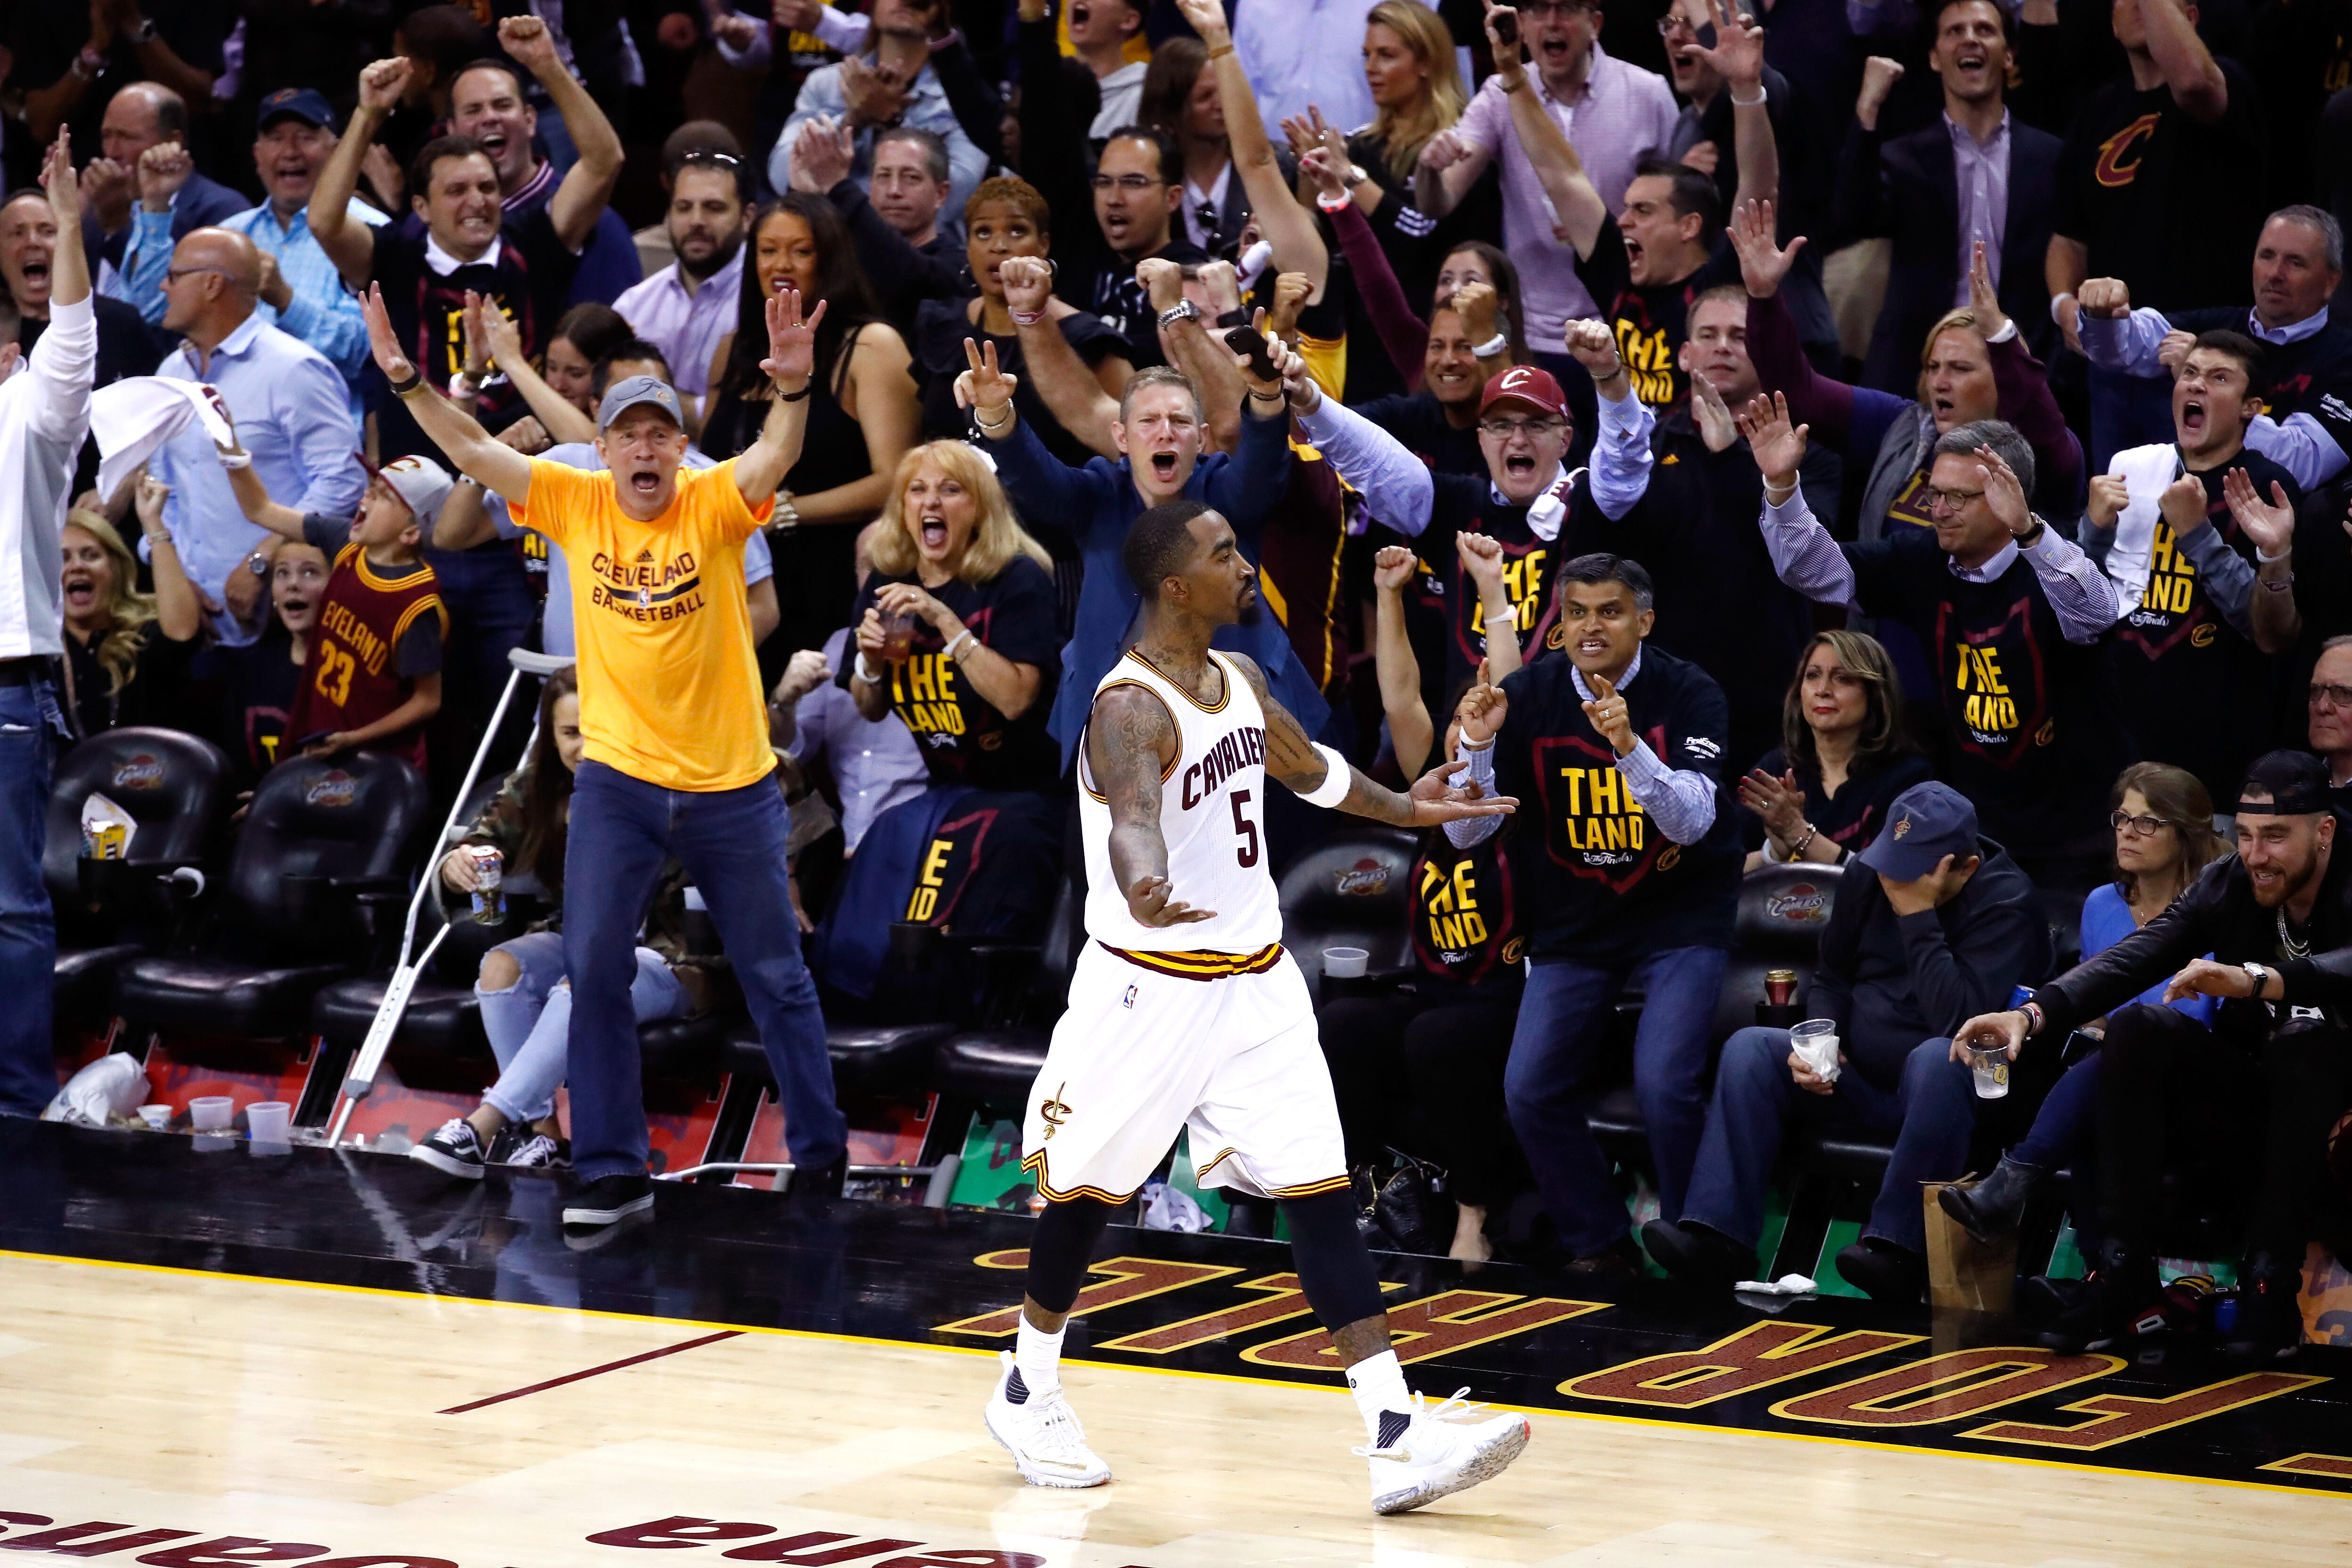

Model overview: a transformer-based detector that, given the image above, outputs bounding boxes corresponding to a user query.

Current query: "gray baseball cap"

[596,374,685,432]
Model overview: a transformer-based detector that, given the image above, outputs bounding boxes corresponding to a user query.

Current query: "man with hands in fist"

[965,313,1318,770]
[1444,554,1743,1273]
[1952,750,2352,1363]
[2084,330,2302,804]
[354,274,849,1227]
[1741,393,2131,890]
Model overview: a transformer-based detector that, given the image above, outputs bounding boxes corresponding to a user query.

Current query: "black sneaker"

[2036,1251,2170,1353]
[1642,1219,1754,1287]
[2222,1254,2306,1364]
[1835,1238,1928,1304]
[409,1118,488,1180]
[562,1172,655,1226]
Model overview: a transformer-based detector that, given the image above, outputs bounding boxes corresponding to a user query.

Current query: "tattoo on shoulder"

[1090,683,1177,819]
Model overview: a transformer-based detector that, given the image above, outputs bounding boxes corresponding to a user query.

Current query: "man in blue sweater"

[958,336,1310,767]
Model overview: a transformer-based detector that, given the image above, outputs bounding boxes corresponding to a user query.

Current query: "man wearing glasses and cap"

[1957,749,2352,1364]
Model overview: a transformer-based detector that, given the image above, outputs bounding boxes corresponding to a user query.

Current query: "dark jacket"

[1835,113,2063,393]
[985,405,1310,768]
[1808,835,2050,1088]
[2035,827,2352,1044]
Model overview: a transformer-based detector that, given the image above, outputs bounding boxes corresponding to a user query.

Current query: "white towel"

[90,377,237,502]
[2100,441,2182,611]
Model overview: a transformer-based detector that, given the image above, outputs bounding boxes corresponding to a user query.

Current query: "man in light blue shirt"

[148,228,364,646]
[774,0,987,227]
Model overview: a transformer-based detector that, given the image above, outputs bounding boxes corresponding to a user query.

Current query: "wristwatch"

[246,550,272,578]
[2242,961,2273,996]
[1156,299,1201,329]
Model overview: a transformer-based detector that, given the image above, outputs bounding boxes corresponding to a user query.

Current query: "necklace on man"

[2278,906,2311,960]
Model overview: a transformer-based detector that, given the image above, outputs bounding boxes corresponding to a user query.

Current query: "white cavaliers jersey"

[1076,649,1284,958]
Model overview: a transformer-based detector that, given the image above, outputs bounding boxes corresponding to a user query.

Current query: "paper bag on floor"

[1924,1178,2015,1317]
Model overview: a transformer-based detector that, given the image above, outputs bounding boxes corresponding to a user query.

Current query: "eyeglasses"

[1479,416,1563,438]
[1923,485,1986,514]
[2109,810,2175,837]
[1656,15,1717,43]
[1091,174,1165,193]
[1520,0,1594,16]
[2311,682,2352,709]
[163,266,227,286]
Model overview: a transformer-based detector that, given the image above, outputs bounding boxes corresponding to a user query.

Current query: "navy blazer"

[1836,114,2063,395]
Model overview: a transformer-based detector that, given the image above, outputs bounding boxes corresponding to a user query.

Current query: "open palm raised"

[761,286,827,391]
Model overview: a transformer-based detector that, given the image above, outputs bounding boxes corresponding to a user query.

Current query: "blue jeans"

[0,679,60,1117]
[479,930,687,1125]
[1505,945,1728,1256]
[1682,1026,1980,1256]
[563,761,846,1181]
[2011,1051,2100,1170]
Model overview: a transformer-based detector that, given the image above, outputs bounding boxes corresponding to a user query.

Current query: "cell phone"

[1492,9,1518,44]
[1223,325,1278,384]
[288,730,336,755]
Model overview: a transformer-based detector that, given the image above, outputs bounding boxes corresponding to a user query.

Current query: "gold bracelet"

[1206,41,1234,59]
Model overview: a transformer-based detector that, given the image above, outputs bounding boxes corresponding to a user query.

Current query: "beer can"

[469,846,505,925]
[1764,968,1797,1007]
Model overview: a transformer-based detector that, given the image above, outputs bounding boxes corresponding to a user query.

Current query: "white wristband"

[855,652,882,684]
[216,448,252,470]
[1298,742,1355,808]
[2049,292,2077,326]
[1472,332,1510,358]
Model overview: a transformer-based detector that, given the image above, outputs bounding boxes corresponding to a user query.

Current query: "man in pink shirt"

[1417,0,1678,356]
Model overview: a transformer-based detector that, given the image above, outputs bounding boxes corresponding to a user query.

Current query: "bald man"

[146,226,363,645]
[83,81,248,269]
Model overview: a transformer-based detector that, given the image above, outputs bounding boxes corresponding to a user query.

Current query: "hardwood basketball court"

[4,1122,2350,1567]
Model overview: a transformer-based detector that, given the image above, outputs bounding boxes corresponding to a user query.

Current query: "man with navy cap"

[1649,780,2047,1300]
[1961,750,2352,1363]
[209,87,389,412]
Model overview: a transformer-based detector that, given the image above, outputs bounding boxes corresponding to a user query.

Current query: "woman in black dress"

[910,175,1133,475]
[703,193,920,658]
[1738,631,1934,870]
[58,486,201,749]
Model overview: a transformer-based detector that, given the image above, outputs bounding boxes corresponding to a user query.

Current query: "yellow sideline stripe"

[1,1248,2342,1501]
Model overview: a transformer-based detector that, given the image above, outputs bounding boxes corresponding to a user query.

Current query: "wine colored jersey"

[285,542,446,767]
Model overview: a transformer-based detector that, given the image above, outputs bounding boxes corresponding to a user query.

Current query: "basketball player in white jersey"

[984,497,1532,1514]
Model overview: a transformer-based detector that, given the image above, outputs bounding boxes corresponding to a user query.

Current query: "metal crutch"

[326,647,576,1146]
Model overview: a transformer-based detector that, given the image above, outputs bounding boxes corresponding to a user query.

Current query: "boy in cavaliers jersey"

[1743,401,2132,889]
[1448,553,1744,1272]
[263,456,451,765]
[987,498,1529,1515]
[1415,342,1653,700]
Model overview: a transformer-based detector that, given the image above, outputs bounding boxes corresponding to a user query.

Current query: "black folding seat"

[929,877,1084,1116]
[1274,826,1419,983]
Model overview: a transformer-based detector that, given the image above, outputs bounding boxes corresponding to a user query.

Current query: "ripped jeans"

[477,931,688,1126]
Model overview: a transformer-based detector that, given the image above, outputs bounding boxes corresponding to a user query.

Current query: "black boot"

[1835,1237,1929,1304]
[2223,1253,2306,1364]
[1641,1218,1754,1287]
[1937,1154,2045,1245]
[2037,1243,2167,1353]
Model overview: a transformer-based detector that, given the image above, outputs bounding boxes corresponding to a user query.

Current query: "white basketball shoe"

[1358,1387,1531,1515]
[984,1350,1112,1489]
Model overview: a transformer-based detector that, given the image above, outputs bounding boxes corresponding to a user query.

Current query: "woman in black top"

[1739,630,1934,869]
[910,175,1133,475]
[58,488,201,749]
[703,194,919,655]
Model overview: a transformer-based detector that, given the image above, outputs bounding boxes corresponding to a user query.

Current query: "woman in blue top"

[1941,762,2230,1242]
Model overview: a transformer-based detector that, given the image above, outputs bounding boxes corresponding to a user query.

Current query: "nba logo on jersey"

[1123,984,1138,1009]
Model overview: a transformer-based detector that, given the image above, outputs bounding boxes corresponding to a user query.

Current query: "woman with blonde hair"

[58,480,202,747]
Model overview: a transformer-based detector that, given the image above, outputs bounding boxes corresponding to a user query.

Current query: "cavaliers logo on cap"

[1499,367,1534,390]
[1893,815,1912,839]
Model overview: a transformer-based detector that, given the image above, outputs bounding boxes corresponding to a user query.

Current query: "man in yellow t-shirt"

[359,281,847,1227]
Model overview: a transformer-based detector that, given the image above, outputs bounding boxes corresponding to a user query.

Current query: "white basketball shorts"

[1019,941,1349,1204]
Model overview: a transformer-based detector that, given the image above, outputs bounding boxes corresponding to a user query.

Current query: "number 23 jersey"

[1076,649,1283,956]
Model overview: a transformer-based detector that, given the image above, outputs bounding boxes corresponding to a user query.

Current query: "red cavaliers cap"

[1476,364,1569,421]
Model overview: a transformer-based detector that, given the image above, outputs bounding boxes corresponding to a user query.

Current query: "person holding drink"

[1646,781,2050,1300]
[1952,750,2352,1363]
[410,666,704,1179]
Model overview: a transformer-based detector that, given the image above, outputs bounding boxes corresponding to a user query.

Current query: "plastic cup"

[1323,946,1369,980]
[189,1095,234,1132]
[1968,1045,2011,1099]
[136,1104,171,1130]
[246,1101,292,1142]
[1790,1018,1841,1082]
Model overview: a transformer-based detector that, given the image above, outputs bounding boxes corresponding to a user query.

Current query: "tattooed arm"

[1223,654,1518,827]
[1090,683,1216,927]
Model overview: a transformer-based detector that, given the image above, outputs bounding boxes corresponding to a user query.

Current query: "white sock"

[1013,1316,1065,1403]
[1345,1349,1412,1447]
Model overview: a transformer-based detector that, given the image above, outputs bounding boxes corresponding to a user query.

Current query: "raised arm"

[133,472,202,643]
[1563,318,1653,519]
[213,419,310,541]
[1089,682,1214,927]
[1287,353,1433,535]
[1179,0,1329,301]
[730,289,822,507]
[500,17,625,253]
[1303,149,1429,385]
[2221,467,2304,654]
[1973,439,2118,642]
[314,59,406,290]
[1738,392,1862,605]
[25,130,95,448]
[1692,0,1779,210]
[472,295,596,446]
[1229,652,1517,827]
[1483,6,1608,254]
[1731,201,1865,448]
[358,283,535,502]
[1371,547,1435,776]
[1004,256,1120,458]
[2140,0,2229,124]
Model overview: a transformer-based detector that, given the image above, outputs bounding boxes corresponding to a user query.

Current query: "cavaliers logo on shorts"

[1038,1084,1072,1140]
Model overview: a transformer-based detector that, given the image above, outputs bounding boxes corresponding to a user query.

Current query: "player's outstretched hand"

[1405,758,1517,824]
[1126,874,1216,927]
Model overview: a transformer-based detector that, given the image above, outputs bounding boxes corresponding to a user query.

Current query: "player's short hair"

[2189,328,2264,382]
[1555,552,1656,614]
[1126,498,1215,601]
[874,125,952,185]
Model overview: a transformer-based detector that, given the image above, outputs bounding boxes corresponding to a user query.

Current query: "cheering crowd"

[4,0,2352,1362]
